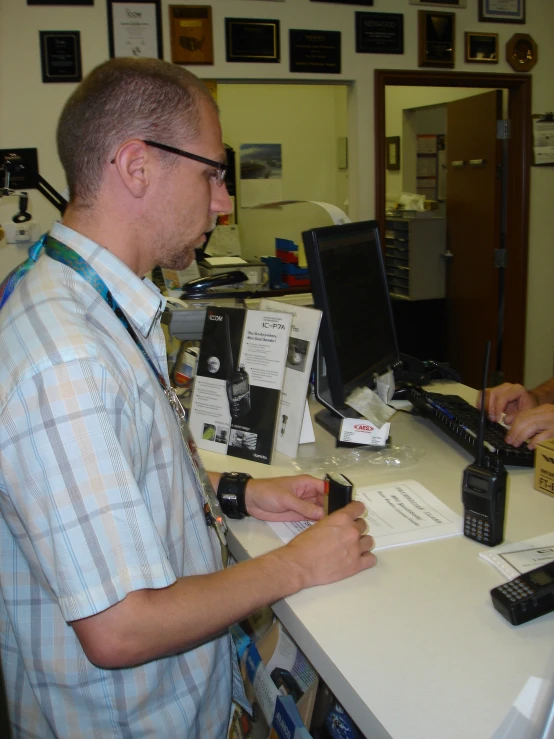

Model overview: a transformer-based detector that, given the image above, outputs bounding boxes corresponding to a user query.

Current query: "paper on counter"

[269,480,462,550]
[203,256,247,266]
[479,532,554,581]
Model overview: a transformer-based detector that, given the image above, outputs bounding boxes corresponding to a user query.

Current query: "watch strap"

[217,472,252,519]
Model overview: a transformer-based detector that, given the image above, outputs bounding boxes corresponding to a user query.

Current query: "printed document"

[479,532,554,580]
[269,480,462,549]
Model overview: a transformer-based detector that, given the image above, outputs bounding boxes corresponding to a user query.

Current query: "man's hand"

[479,382,538,424]
[245,474,325,522]
[505,404,554,449]
[279,501,376,589]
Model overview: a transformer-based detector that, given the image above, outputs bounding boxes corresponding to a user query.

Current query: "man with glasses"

[0,58,376,738]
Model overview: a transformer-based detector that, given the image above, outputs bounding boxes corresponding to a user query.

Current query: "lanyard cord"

[44,236,166,391]
[43,236,228,545]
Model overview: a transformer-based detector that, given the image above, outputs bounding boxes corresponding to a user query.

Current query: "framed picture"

[310,0,374,5]
[39,31,82,82]
[29,1,93,5]
[386,136,400,171]
[107,0,163,59]
[478,0,525,24]
[418,10,455,68]
[169,5,213,65]
[225,18,280,63]
[289,29,341,74]
[355,12,404,55]
[506,33,537,72]
[409,0,466,6]
[465,31,498,63]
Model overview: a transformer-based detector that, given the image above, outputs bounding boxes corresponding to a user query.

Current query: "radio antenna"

[476,340,492,467]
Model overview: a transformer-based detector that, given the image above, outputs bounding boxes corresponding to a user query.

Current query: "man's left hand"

[245,474,325,522]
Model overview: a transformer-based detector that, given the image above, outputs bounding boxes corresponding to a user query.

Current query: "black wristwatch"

[216,472,252,519]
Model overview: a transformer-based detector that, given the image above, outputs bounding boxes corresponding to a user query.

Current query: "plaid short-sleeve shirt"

[0,223,245,738]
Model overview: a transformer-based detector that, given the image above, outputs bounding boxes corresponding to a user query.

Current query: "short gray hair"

[57,57,217,206]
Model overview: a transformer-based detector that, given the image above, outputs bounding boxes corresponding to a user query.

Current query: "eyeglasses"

[143,140,227,186]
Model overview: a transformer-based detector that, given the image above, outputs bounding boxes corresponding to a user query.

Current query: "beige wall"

[1,0,553,385]
[218,83,348,262]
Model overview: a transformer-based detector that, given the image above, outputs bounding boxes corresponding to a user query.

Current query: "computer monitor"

[302,220,400,434]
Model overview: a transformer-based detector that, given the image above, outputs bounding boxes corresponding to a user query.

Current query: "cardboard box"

[242,621,318,738]
[534,439,554,498]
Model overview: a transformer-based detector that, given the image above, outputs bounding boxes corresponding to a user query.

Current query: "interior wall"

[1,0,553,385]
[385,86,494,200]
[218,83,348,262]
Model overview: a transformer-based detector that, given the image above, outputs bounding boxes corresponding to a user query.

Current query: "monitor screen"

[302,220,399,411]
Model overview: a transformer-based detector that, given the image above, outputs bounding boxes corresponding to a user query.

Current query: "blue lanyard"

[43,236,228,545]
[44,236,167,391]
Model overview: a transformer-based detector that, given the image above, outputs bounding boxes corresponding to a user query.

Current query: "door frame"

[374,69,532,383]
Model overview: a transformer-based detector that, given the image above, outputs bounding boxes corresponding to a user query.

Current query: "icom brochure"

[259,299,322,458]
[189,306,292,464]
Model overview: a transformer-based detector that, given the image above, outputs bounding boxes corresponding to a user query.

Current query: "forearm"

[72,547,302,669]
[530,377,554,405]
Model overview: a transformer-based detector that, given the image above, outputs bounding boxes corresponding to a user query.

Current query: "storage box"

[534,439,554,498]
[242,621,319,737]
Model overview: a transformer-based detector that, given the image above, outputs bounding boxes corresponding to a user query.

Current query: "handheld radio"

[223,314,251,419]
[461,341,507,547]
[490,560,554,625]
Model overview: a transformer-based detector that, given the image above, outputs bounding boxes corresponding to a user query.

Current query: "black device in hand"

[461,341,507,547]
[490,561,554,625]
[324,472,353,515]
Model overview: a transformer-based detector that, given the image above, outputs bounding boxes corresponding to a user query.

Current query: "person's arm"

[528,377,554,406]
[71,501,375,669]
[208,472,326,522]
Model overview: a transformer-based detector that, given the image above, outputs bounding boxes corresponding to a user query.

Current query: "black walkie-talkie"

[461,341,507,547]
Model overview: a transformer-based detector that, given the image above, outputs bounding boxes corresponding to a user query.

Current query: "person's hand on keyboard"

[479,383,539,425]
[504,404,554,450]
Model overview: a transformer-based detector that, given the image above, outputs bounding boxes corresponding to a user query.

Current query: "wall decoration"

[355,12,404,55]
[465,31,498,62]
[506,32,537,72]
[169,5,213,65]
[225,18,280,63]
[310,0,373,5]
[386,136,400,171]
[239,143,282,207]
[479,0,525,24]
[532,114,554,166]
[289,29,341,74]
[39,31,82,83]
[107,0,163,59]
[29,1,93,5]
[418,10,455,68]
[409,0,466,6]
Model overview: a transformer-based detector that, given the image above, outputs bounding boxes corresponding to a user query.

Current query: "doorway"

[374,70,532,385]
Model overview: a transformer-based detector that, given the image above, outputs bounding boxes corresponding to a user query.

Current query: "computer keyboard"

[404,386,534,467]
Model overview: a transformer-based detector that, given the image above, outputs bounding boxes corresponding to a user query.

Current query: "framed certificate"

[225,18,280,63]
[107,0,163,59]
[465,31,498,63]
[39,31,82,83]
[355,12,404,55]
[169,5,213,65]
[289,29,341,74]
[418,10,455,68]
[29,1,93,5]
[479,0,525,23]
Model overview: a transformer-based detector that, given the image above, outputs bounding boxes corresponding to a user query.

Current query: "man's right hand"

[280,501,376,589]
[480,382,539,424]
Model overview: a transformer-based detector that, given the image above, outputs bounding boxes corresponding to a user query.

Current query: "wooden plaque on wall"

[170,5,213,65]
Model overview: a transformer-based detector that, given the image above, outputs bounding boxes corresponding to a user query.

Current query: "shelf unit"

[385,216,446,300]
